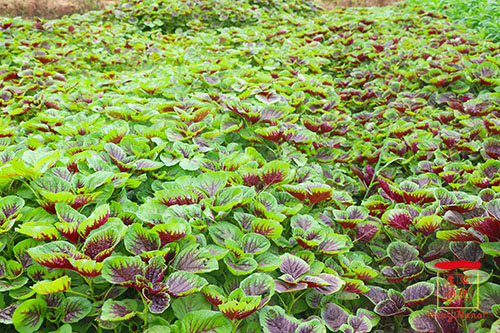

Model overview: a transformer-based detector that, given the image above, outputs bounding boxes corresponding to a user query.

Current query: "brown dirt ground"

[0,0,403,19]
[0,0,118,19]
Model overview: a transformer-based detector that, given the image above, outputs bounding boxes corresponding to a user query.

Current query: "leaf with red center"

[0,196,24,220]
[16,222,60,241]
[351,265,378,281]
[31,276,71,295]
[201,285,227,307]
[82,222,126,262]
[341,278,370,294]
[346,315,372,333]
[68,258,103,277]
[468,217,500,241]
[219,288,261,320]
[124,223,160,255]
[72,192,100,210]
[152,219,191,246]
[164,271,208,297]
[355,221,380,242]
[251,218,283,239]
[12,299,46,332]
[101,299,136,321]
[239,167,261,187]
[294,228,325,249]
[387,241,419,267]
[102,256,145,289]
[27,241,77,269]
[437,228,484,242]
[334,206,368,229]
[259,306,300,333]
[442,193,480,213]
[77,204,110,239]
[298,275,330,289]
[306,184,333,206]
[274,281,308,293]
[318,234,353,255]
[255,126,284,143]
[414,215,442,236]
[484,138,500,159]
[377,176,404,203]
[55,222,80,244]
[173,244,218,274]
[261,160,290,186]
[280,184,307,201]
[403,282,434,307]
[155,188,199,206]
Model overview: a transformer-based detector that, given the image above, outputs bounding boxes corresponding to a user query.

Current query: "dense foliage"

[0,0,499,331]
[406,0,500,42]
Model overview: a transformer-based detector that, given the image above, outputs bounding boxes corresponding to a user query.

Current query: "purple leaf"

[144,256,167,284]
[321,303,349,331]
[0,304,18,324]
[279,253,310,280]
[259,306,300,333]
[387,241,419,267]
[164,271,208,297]
[364,286,388,305]
[143,289,170,314]
[403,282,435,307]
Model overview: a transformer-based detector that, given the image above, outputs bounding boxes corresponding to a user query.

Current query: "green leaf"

[181,310,232,333]
[172,293,211,320]
[31,276,71,295]
[58,297,92,324]
[12,299,46,333]
[101,299,137,321]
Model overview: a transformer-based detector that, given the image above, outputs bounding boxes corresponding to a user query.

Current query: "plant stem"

[139,291,149,329]
[276,293,287,310]
[66,289,94,301]
[287,289,308,314]
[231,319,242,333]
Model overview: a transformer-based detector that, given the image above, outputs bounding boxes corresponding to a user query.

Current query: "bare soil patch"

[0,0,117,19]
[0,0,402,20]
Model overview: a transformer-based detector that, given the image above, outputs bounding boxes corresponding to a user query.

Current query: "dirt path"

[0,0,118,19]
